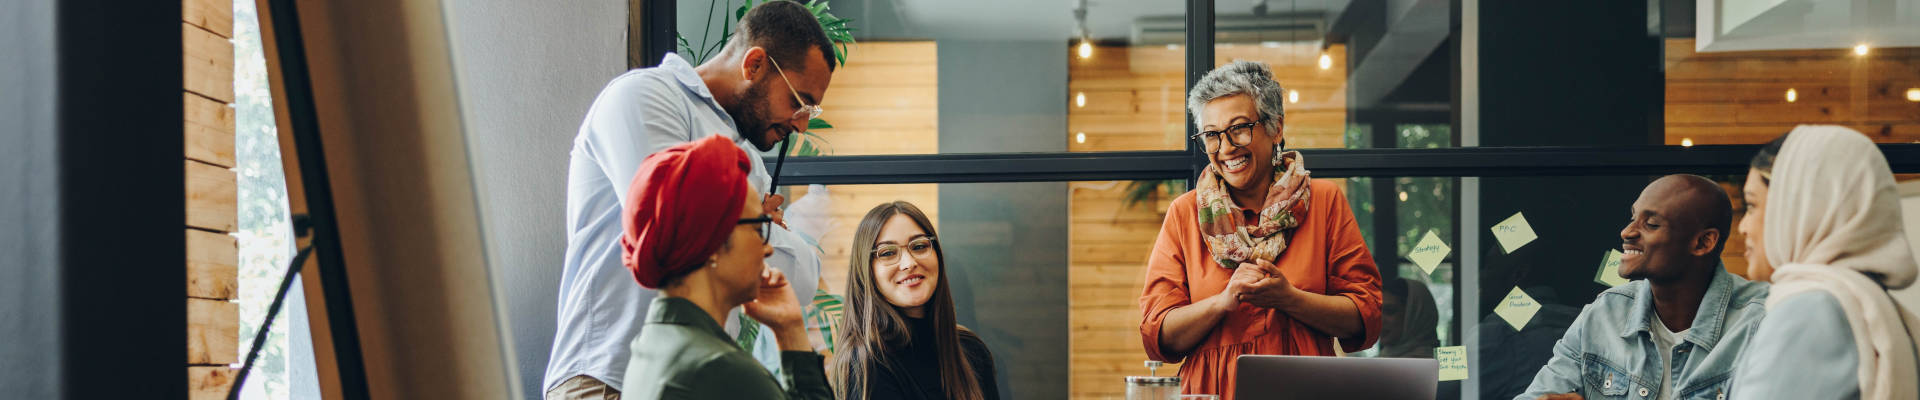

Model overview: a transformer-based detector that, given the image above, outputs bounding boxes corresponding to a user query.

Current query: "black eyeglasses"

[1190,118,1267,154]
[738,215,774,244]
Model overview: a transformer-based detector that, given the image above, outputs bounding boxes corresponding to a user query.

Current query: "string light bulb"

[1318,53,1332,70]
[1681,138,1694,147]
[1906,88,1920,102]
[1075,132,1086,144]
[1077,40,1093,59]
[1075,92,1086,108]
[1786,88,1798,103]
[1288,90,1300,103]
[1854,43,1870,56]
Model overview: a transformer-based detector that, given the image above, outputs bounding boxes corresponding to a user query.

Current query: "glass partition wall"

[649,1,1920,399]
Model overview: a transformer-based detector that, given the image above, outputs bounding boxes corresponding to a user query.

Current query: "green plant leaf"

[807,118,833,130]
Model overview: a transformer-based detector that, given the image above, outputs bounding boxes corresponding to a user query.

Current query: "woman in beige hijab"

[1731,125,1920,399]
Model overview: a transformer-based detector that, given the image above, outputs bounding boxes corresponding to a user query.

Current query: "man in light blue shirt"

[1519,175,1768,400]
[542,2,839,398]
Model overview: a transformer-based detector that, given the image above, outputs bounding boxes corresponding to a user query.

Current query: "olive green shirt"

[620,297,832,400]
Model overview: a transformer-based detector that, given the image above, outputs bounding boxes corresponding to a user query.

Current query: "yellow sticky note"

[1493,287,1541,331]
[1491,212,1538,253]
[1408,231,1451,275]
[1435,346,1468,381]
[1595,249,1629,287]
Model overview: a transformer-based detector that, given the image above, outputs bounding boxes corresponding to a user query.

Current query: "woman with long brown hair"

[829,201,999,400]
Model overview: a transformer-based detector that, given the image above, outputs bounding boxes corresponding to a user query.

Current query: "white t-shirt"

[542,53,822,393]
[1649,314,1690,400]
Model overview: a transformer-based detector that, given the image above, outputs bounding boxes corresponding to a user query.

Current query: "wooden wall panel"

[182,0,233,38]
[185,92,237,168]
[1664,38,1920,145]
[183,23,236,103]
[187,298,239,365]
[183,2,238,389]
[187,160,238,232]
[187,228,239,300]
[188,366,237,400]
[1068,44,1349,153]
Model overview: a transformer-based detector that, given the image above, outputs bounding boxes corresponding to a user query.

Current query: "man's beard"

[724,82,785,152]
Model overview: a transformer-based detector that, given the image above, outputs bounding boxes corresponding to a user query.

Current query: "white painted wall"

[442,1,626,398]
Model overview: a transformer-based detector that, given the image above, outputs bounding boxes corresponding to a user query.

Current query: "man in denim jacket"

[1519,175,1768,400]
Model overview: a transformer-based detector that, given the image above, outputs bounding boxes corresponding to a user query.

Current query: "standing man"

[1517,175,1768,400]
[543,1,838,398]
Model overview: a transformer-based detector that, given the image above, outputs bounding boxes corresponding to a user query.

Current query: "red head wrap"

[620,135,752,288]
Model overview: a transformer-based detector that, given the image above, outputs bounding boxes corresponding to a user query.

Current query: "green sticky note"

[1435,346,1468,381]
[1493,287,1541,331]
[1408,231,1451,275]
[1595,249,1629,287]
[1491,212,1538,253]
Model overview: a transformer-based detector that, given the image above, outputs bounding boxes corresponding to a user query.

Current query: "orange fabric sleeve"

[1320,184,1383,353]
[1139,195,1195,363]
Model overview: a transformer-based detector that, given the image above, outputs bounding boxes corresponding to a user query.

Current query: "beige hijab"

[1763,125,1920,400]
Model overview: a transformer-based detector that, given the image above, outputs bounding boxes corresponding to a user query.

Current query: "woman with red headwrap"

[617,135,830,400]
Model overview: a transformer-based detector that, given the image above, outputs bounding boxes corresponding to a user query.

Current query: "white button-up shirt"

[543,54,821,393]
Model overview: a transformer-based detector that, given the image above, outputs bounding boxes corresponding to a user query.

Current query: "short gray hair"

[1186,60,1285,134]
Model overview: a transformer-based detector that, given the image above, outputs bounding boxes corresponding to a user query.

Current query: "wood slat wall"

[1068,44,1350,153]
[184,0,238,397]
[1065,45,1350,399]
[1664,38,1920,145]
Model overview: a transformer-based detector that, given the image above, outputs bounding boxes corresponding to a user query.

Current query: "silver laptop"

[1234,355,1439,400]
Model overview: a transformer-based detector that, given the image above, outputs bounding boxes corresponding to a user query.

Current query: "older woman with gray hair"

[1137,61,1383,399]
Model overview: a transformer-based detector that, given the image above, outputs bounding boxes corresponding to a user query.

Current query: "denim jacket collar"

[1618,263,1737,352]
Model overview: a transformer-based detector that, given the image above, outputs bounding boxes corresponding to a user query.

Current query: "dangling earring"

[1272,139,1287,167]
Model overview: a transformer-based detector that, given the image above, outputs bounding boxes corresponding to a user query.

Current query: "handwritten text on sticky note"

[1435,346,1468,381]
[1595,249,1629,287]
[1491,212,1538,253]
[1408,231,1451,275]
[1494,287,1541,331]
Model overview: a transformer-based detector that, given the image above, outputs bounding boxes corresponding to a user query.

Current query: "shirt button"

[1603,379,1612,389]
[1639,387,1650,397]
[1717,392,1727,400]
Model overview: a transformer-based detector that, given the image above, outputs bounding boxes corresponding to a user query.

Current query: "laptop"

[1234,355,1439,400]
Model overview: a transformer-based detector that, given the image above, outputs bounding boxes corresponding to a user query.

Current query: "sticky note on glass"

[1494,287,1541,331]
[1435,346,1468,381]
[1490,212,1538,253]
[1408,231,1451,275]
[1594,249,1629,287]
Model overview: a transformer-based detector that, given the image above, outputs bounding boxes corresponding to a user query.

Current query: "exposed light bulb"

[1854,43,1870,56]
[1786,88,1798,103]
[1077,40,1093,59]
[1318,53,1332,70]
[1681,138,1694,147]
[1288,90,1299,103]
[1906,88,1920,102]
[1075,92,1086,108]
[1075,132,1086,144]
[1398,191,1408,202]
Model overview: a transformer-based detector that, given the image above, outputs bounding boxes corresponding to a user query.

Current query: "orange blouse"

[1137,179,1382,400]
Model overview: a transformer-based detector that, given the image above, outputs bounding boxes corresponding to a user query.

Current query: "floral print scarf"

[1196,151,1311,269]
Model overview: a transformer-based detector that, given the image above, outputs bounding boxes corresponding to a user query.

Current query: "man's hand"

[762,193,788,229]
[1537,393,1585,400]
[742,268,809,351]
[1237,260,1298,309]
